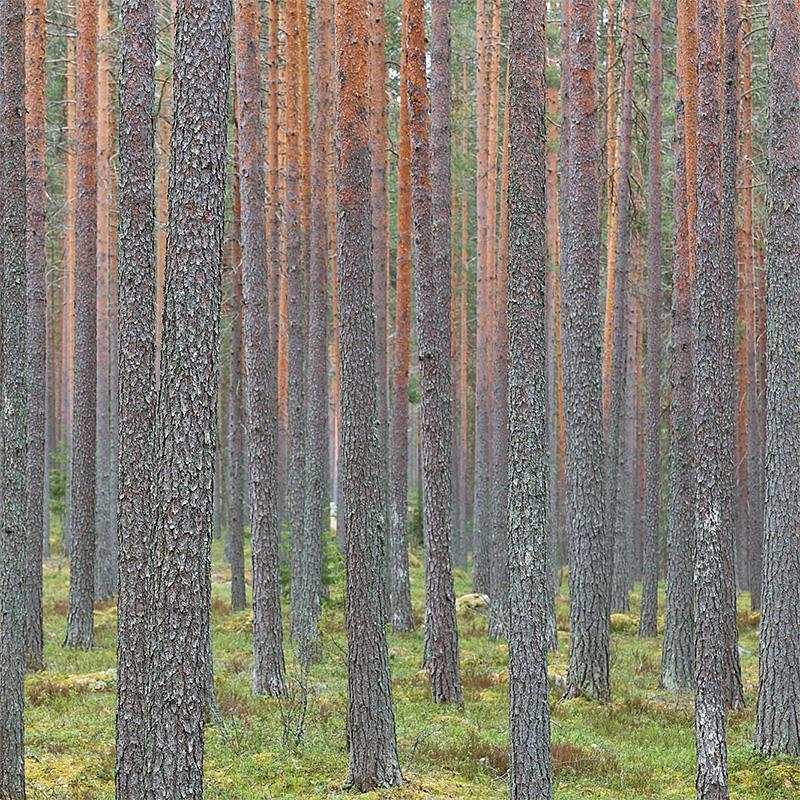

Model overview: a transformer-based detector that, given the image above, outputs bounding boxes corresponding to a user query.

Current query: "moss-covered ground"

[24,530,800,799]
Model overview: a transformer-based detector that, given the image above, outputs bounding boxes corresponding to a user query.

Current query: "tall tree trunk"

[335,0,402,786]
[507,0,553,791]
[639,0,662,638]
[95,0,117,602]
[562,0,610,702]
[606,0,636,615]
[24,0,47,672]
[228,148,247,610]
[145,0,231,793]
[389,0,415,633]
[234,0,287,696]
[116,0,157,793]
[407,0,463,705]
[754,0,800,757]
[488,79,510,641]
[694,0,732,791]
[300,0,333,663]
[65,0,98,649]
[0,0,28,788]
[660,0,694,692]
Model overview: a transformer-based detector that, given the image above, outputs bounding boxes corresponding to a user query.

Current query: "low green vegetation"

[26,532,799,799]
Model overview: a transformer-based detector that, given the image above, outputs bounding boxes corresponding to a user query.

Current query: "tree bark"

[507,0,553,791]
[639,0,663,638]
[145,0,231,793]
[335,0,402,784]
[24,0,47,672]
[754,0,800,757]
[694,0,732,791]
[116,0,157,793]
[389,0,415,634]
[0,0,28,788]
[562,0,610,703]
[407,0,463,705]
[65,0,98,649]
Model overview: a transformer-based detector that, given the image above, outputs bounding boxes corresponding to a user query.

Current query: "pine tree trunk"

[639,0,662,638]
[65,0,98,649]
[116,0,157,793]
[661,0,695,693]
[407,0,463,705]
[389,0,415,634]
[0,0,28,788]
[694,0,732,791]
[145,0,231,792]
[234,0,287,696]
[335,0,402,784]
[24,0,47,672]
[562,0,610,703]
[754,0,800,757]
[507,0,553,791]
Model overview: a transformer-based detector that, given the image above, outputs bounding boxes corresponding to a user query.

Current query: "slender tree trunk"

[0,0,28,788]
[145,0,231,793]
[507,0,553,791]
[606,0,636,615]
[389,0,415,633]
[24,0,47,672]
[562,0,610,702]
[335,0,402,786]
[639,0,663,638]
[234,0,287,696]
[300,0,333,663]
[116,0,157,793]
[754,0,800,757]
[407,0,463,705]
[95,0,116,602]
[228,151,247,610]
[65,0,98,649]
[660,0,694,692]
[694,0,732,791]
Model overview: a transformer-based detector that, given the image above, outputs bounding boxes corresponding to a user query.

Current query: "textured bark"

[507,0,554,792]
[234,0,286,696]
[407,0,463,705]
[335,0,402,784]
[660,0,694,692]
[286,0,309,646]
[300,0,333,663]
[488,82,510,642]
[95,0,117,602]
[65,0,98,649]
[562,0,610,702]
[389,0,415,634]
[116,0,157,793]
[24,0,47,672]
[694,0,732,792]
[228,160,246,609]
[471,0,493,593]
[639,0,662,639]
[145,0,231,793]
[606,0,636,615]
[754,0,800,757]
[738,0,762,611]
[0,0,28,788]
[369,0,389,581]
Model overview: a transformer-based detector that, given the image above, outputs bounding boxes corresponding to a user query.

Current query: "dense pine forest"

[0,0,797,796]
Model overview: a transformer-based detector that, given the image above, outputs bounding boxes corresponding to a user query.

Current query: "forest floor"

[25,527,800,800]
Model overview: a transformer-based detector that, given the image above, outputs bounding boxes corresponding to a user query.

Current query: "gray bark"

[506,0,554,791]
[115,0,157,793]
[0,0,28,790]
[144,0,231,793]
[754,0,800,757]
